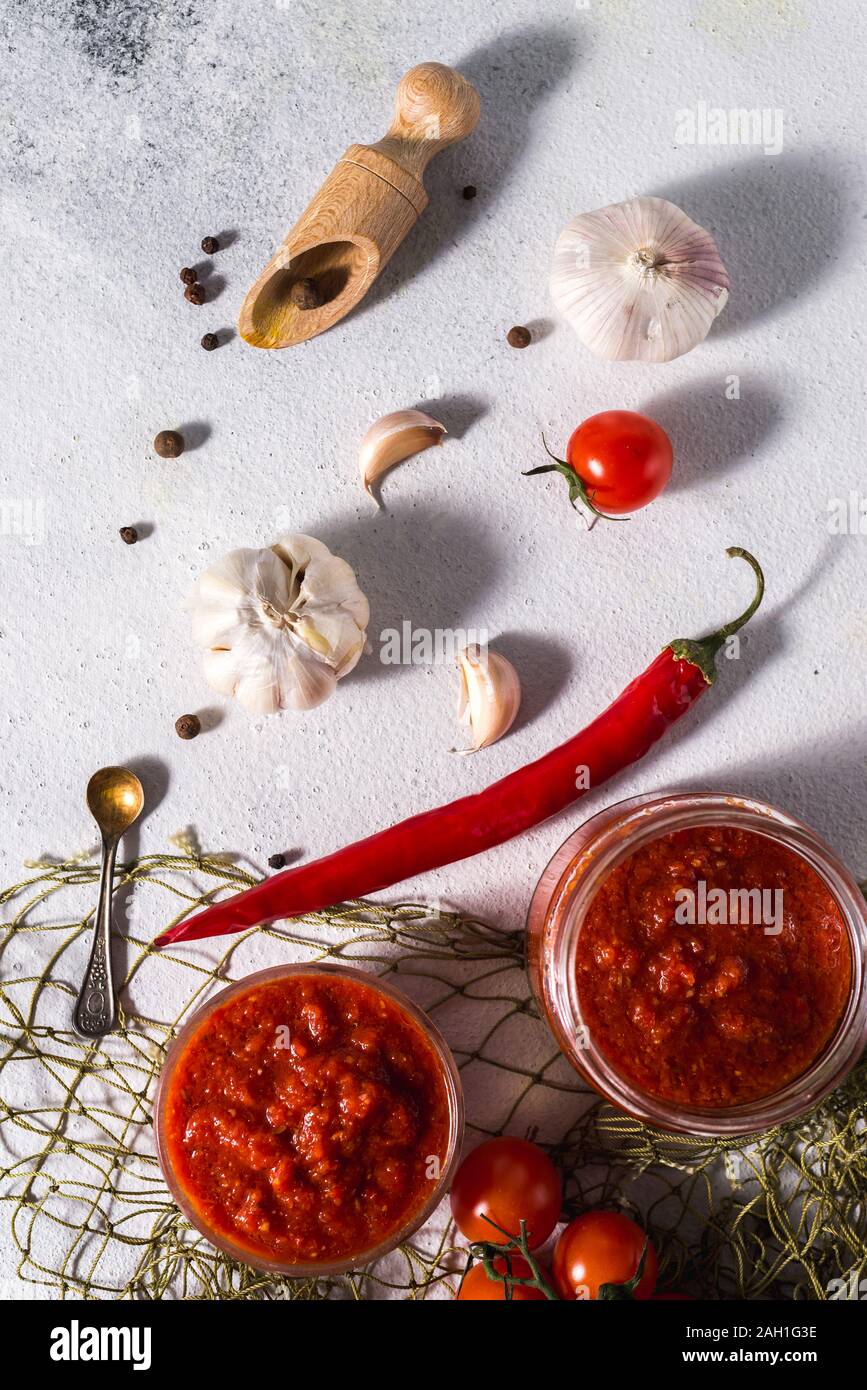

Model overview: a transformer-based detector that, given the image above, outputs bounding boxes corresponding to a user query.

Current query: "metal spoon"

[73,767,144,1039]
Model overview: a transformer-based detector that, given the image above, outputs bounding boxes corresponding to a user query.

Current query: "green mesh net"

[1,851,865,1300]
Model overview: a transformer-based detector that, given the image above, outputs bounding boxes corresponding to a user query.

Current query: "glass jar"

[155,962,464,1276]
[527,791,867,1137]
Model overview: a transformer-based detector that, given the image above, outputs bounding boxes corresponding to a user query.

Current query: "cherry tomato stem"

[525,411,673,523]
[458,1248,554,1301]
[464,1218,560,1300]
[524,436,630,525]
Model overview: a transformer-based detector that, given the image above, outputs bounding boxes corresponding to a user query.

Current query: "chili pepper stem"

[669,547,765,685]
[522,436,631,525]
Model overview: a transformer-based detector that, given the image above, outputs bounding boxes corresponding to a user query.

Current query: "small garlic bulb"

[186,534,370,713]
[359,409,446,501]
[453,644,521,754]
[550,196,730,363]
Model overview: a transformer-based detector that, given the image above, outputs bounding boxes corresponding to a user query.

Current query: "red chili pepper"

[155,548,763,949]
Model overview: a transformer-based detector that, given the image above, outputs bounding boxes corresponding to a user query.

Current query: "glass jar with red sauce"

[527,792,867,1136]
[155,963,463,1275]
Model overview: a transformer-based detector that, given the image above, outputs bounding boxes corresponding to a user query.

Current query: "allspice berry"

[507,325,532,349]
[175,714,201,740]
[184,283,205,305]
[268,852,287,870]
[289,277,323,310]
[119,526,138,545]
[201,236,220,255]
[200,332,218,351]
[462,185,477,199]
[180,266,196,285]
[154,429,184,458]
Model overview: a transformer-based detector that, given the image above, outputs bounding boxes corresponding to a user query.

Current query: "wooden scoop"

[238,62,480,349]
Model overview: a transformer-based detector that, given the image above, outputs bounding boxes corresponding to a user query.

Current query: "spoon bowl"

[86,766,144,839]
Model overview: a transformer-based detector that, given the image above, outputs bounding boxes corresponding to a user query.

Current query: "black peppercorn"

[180,266,196,285]
[462,185,477,199]
[289,277,323,310]
[154,429,184,458]
[119,526,138,545]
[200,332,218,351]
[175,714,201,740]
[201,236,220,255]
[268,852,287,870]
[184,283,205,305]
[507,325,532,349]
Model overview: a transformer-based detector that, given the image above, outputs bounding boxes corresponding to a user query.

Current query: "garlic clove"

[200,648,239,698]
[270,532,330,584]
[294,610,362,673]
[203,643,287,714]
[550,195,730,363]
[290,551,371,631]
[453,644,521,754]
[358,409,446,501]
[271,643,338,711]
[189,548,291,649]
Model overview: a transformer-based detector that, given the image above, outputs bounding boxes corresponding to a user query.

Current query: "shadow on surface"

[353,21,583,321]
[656,153,850,337]
[493,630,575,735]
[642,376,782,493]
[313,502,505,685]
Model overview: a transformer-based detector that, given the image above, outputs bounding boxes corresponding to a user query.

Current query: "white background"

[1,0,865,1293]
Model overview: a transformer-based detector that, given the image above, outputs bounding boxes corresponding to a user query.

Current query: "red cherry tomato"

[553,1211,658,1300]
[567,411,672,515]
[450,1137,562,1249]
[526,411,672,520]
[458,1255,550,1301]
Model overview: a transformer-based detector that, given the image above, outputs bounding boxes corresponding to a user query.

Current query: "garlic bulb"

[453,644,521,754]
[359,409,446,501]
[550,196,730,363]
[187,534,369,713]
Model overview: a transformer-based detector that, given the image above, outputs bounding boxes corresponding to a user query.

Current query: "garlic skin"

[187,534,369,714]
[359,409,446,501]
[454,645,521,754]
[550,196,730,363]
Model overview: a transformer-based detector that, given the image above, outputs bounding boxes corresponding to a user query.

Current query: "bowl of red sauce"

[527,792,867,1136]
[155,963,463,1274]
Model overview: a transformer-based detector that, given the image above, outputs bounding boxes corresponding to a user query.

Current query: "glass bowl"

[154,962,464,1276]
[527,791,867,1137]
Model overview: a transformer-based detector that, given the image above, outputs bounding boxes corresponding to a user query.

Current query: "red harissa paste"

[575,826,851,1107]
[163,974,451,1263]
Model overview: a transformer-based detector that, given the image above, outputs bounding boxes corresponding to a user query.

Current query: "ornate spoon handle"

[73,834,119,1037]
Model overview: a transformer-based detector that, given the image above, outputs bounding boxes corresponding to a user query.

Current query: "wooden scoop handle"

[370,62,480,186]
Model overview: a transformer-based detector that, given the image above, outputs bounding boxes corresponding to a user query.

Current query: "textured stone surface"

[1,0,865,1294]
